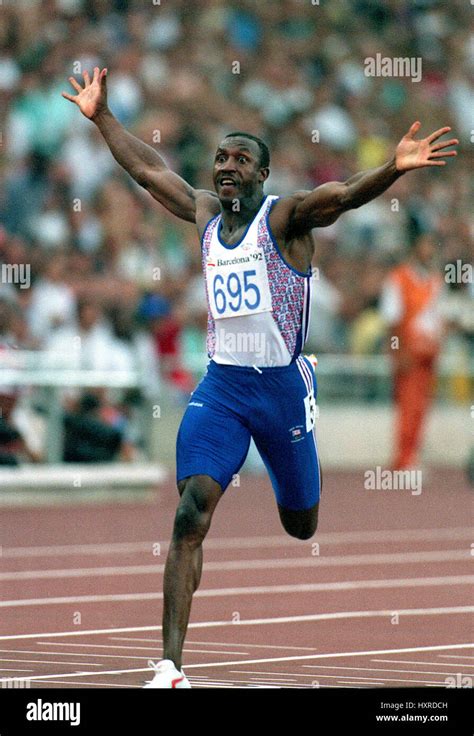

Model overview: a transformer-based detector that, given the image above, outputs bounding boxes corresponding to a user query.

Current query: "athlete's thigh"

[176,399,251,493]
[252,357,321,512]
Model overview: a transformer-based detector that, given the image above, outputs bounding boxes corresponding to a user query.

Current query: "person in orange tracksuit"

[380,234,444,470]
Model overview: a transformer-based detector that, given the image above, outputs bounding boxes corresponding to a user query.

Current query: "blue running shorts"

[176,356,321,511]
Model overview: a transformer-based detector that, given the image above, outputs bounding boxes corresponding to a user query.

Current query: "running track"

[0,469,472,689]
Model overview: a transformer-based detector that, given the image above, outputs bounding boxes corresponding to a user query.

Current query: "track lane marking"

[0,605,472,640]
[35,642,247,655]
[231,670,450,685]
[111,637,317,650]
[1,549,470,581]
[0,658,102,667]
[371,659,474,668]
[1,526,471,558]
[2,643,473,683]
[1,574,472,607]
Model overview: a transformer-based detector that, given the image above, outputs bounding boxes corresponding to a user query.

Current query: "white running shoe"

[143,659,191,689]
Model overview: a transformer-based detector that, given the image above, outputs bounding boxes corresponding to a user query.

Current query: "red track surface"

[0,469,473,688]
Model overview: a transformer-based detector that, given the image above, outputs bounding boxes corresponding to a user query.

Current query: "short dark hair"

[224,131,270,169]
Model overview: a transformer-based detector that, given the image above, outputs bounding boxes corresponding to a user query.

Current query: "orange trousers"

[392,360,436,470]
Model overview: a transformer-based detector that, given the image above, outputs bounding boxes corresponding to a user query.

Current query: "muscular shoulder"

[268,191,311,241]
[268,192,315,273]
[195,190,221,237]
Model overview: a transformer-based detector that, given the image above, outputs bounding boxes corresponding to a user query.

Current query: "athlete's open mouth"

[219,177,238,187]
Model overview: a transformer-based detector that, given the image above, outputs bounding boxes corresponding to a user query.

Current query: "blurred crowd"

[0,0,472,461]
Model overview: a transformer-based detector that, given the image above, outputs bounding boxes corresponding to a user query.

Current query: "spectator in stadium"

[0,0,471,405]
[27,252,76,345]
[380,233,445,471]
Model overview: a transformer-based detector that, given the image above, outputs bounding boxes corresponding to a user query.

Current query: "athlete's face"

[213,137,268,202]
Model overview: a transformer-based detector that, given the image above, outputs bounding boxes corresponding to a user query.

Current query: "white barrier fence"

[0,350,471,467]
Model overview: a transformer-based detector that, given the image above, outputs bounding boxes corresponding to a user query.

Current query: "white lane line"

[0,649,158,661]
[1,604,472,641]
[0,667,149,682]
[2,549,469,581]
[301,664,474,676]
[186,648,250,656]
[5,643,472,682]
[2,526,471,558]
[1,542,154,559]
[0,625,160,641]
[371,659,474,668]
[250,678,297,684]
[0,668,34,672]
[231,670,448,685]
[439,655,474,660]
[183,644,474,670]
[3,671,281,686]
[338,681,384,686]
[0,671,380,689]
[35,642,158,650]
[37,642,246,656]
[249,672,297,682]
[1,574,472,608]
[241,671,382,685]
[111,637,317,651]
[189,679,285,688]
[29,680,140,688]
[321,685,369,689]
[0,658,102,667]
[190,683,242,689]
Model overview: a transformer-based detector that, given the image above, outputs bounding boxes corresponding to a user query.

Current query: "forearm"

[93,107,168,182]
[342,157,404,209]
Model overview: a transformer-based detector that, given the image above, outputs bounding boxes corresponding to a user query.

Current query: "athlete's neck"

[219,192,266,235]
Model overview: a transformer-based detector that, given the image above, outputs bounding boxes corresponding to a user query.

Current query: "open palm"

[62,66,108,120]
[395,121,458,172]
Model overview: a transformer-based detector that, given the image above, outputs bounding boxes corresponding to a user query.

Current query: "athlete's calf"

[162,474,222,670]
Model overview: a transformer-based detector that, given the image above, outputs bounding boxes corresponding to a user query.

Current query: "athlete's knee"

[279,503,318,540]
[173,476,220,548]
[286,521,317,541]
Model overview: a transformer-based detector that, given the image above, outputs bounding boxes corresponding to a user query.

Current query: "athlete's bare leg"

[162,474,222,670]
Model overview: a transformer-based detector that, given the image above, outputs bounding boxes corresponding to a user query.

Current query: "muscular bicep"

[137,167,216,223]
[287,183,349,236]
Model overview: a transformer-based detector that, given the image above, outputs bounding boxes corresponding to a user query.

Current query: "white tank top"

[201,195,312,367]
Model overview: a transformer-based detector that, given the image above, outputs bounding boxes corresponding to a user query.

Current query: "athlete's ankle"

[163,655,182,671]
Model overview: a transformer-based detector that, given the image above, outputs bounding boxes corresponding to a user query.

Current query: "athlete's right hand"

[61,66,108,120]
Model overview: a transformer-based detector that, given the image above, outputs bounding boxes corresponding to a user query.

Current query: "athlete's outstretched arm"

[287,122,458,235]
[62,67,216,223]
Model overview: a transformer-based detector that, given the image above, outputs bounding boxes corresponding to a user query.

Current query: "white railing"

[0,351,146,463]
[1,351,471,463]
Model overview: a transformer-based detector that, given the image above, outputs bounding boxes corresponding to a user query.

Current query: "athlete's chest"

[205,215,271,320]
[218,222,248,246]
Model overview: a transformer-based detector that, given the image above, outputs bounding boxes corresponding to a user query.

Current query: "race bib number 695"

[207,258,272,319]
[213,269,261,315]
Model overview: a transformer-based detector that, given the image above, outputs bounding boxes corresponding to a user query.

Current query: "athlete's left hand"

[395,122,458,172]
